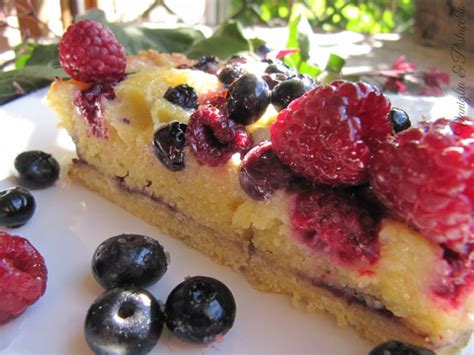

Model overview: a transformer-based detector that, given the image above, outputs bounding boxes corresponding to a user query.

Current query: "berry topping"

[389,107,411,133]
[14,151,60,189]
[218,64,245,87]
[0,187,36,228]
[227,73,271,125]
[92,234,168,289]
[192,56,219,74]
[85,287,164,354]
[186,108,252,166]
[370,117,474,254]
[73,82,117,139]
[59,20,126,83]
[153,121,187,171]
[163,84,199,110]
[165,276,236,344]
[0,232,47,324]
[239,141,293,200]
[291,187,380,269]
[271,77,314,112]
[264,62,292,75]
[369,340,434,355]
[270,81,392,185]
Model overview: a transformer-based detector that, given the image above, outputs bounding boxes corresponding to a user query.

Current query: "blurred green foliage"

[230,0,414,34]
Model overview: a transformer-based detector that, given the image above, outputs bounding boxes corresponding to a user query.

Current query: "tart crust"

[69,159,471,353]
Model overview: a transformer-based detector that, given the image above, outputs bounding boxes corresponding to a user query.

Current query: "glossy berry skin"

[186,108,252,166]
[165,276,236,344]
[291,187,380,270]
[239,141,293,200]
[270,81,392,185]
[389,107,411,133]
[153,121,187,171]
[0,232,47,324]
[85,287,164,355]
[164,84,199,110]
[14,151,60,189]
[369,340,434,355]
[271,77,314,112]
[370,117,474,254]
[59,20,126,83]
[227,73,271,125]
[0,187,36,228]
[218,64,245,87]
[92,234,168,289]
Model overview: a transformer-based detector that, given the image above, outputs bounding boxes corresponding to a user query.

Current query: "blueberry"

[256,44,272,58]
[164,85,199,110]
[85,287,164,355]
[165,276,236,344]
[0,187,36,228]
[271,77,314,112]
[389,108,411,133]
[218,64,245,88]
[153,122,187,172]
[227,73,271,125]
[14,150,60,189]
[239,141,293,200]
[92,234,168,289]
[192,56,219,74]
[264,62,292,75]
[369,340,434,355]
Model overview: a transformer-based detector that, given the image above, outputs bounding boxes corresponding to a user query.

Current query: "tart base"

[69,159,471,353]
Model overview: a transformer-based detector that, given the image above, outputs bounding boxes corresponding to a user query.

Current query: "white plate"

[0,88,472,354]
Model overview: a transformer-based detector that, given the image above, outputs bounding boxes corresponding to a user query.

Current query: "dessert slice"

[48,20,474,353]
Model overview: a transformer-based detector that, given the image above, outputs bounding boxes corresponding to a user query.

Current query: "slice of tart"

[48,20,474,353]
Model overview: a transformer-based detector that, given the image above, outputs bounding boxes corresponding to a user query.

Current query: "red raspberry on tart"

[370,117,474,254]
[270,81,392,185]
[59,20,126,83]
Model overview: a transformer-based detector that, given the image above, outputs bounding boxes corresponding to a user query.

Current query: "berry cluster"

[0,150,60,323]
[86,234,236,353]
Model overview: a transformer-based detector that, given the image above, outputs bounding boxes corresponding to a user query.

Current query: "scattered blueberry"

[165,276,236,344]
[227,73,271,125]
[14,150,60,189]
[389,108,411,133]
[92,234,168,289]
[164,84,199,110]
[239,141,293,200]
[85,287,164,355]
[369,340,434,355]
[153,121,187,172]
[0,187,36,228]
[271,77,314,111]
[192,56,219,74]
[226,55,248,66]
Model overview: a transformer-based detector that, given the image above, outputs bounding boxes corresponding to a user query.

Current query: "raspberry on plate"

[0,232,47,324]
[270,81,392,185]
[370,117,474,254]
[59,20,126,83]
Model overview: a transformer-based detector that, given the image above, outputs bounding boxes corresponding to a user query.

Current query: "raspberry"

[270,81,392,185]
[59,20,126,83]
[239,141,293,200]
[0,232,47,324]
[370,117,474,254]
[186,108,252,166]
[290,187,380,269]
